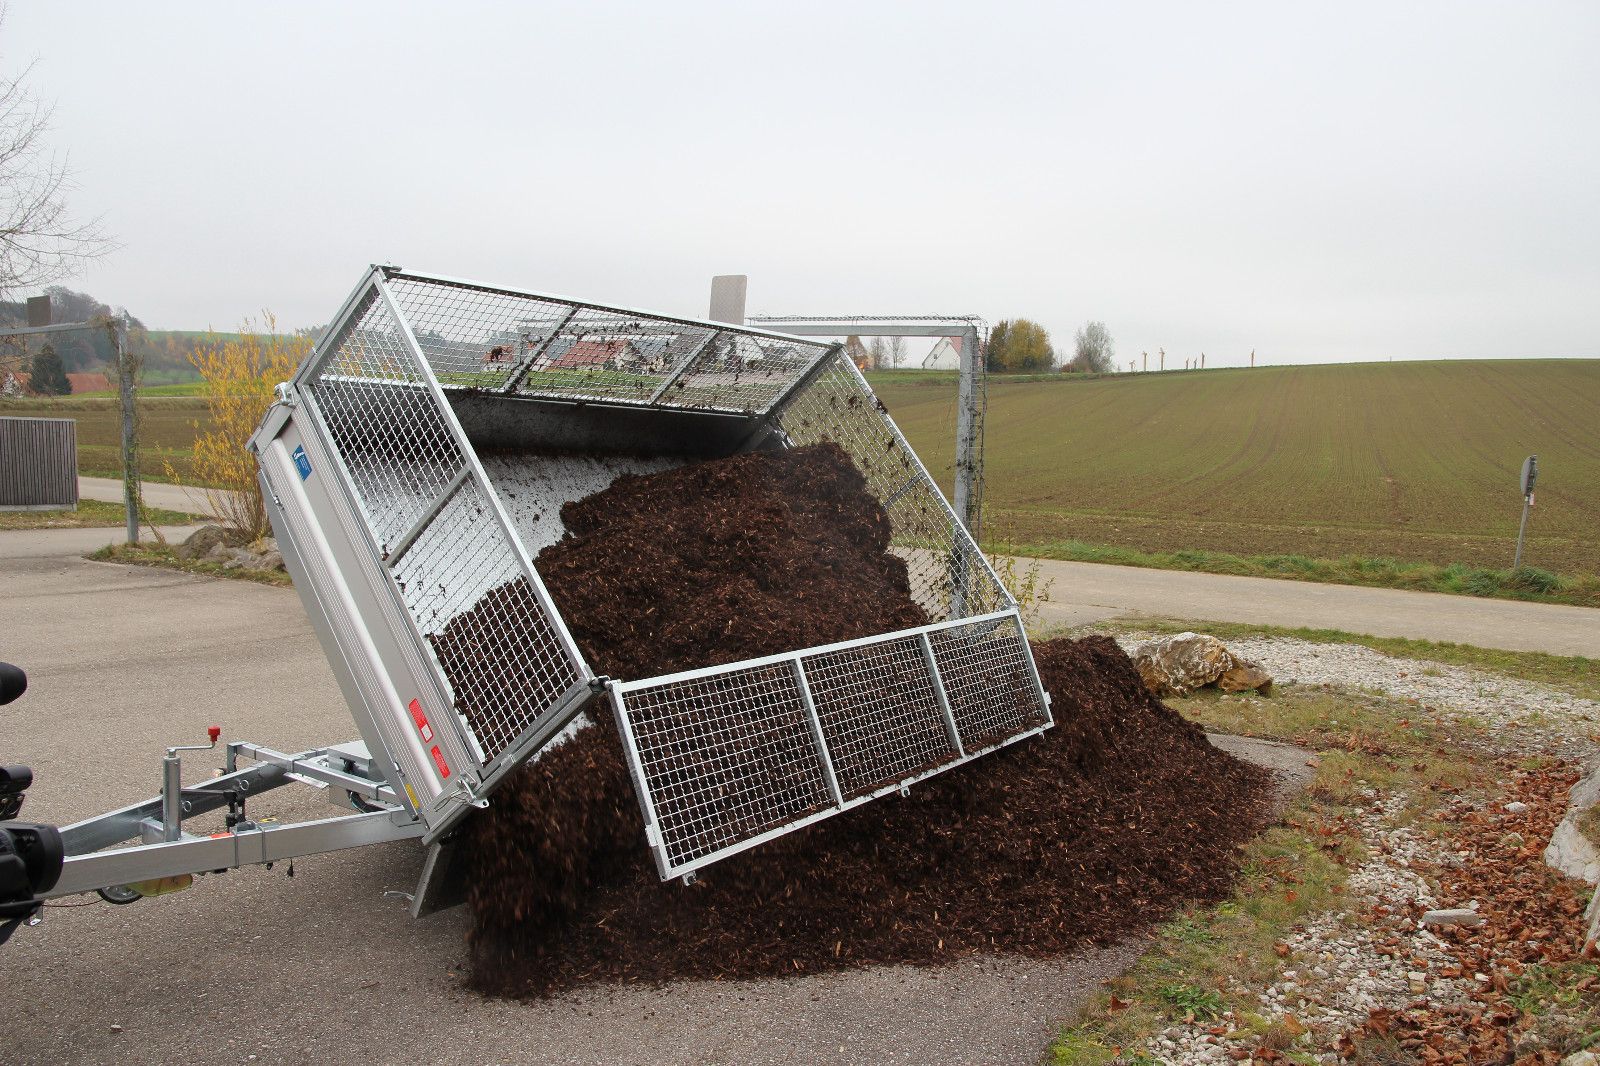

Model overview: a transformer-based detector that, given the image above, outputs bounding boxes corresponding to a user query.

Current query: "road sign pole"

[1513,454,1538,569]
[1514,494,1531,569]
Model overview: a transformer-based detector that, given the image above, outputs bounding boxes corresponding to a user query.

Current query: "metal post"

[953,326,980,533]
[1514,495,1532,569]
[116,313,138,545]
[161,754,182,842]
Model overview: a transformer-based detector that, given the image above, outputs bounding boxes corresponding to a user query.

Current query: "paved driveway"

[0,530,1154,1066]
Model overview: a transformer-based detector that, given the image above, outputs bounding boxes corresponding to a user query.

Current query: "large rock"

[1131,632,1273,697]
[1218,658,1274,694]
[175,524,229,561]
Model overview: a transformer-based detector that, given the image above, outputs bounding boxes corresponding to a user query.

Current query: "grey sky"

[6,0,1597,366]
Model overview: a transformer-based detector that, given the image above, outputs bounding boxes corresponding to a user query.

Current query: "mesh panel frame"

[776,353,1011,623]
[805,636,957,796]
[617,663,835,870]
[384,272,833,413]
[612,610,1050,880]
[302,283,587,769]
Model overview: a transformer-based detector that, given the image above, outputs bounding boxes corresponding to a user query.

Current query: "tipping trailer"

[0,266,1051,939]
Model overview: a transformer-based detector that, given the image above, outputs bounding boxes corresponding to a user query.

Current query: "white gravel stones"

[1112,632,1600,757]
[1420,908,1485,928]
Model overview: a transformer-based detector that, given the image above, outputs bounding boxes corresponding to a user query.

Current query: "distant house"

[922,336,962,371]
[551,338,632,370]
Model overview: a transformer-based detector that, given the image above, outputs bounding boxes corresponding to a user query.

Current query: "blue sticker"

[292,445,312,481]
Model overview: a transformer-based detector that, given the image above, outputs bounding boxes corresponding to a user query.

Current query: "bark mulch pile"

[447,443,1272,998]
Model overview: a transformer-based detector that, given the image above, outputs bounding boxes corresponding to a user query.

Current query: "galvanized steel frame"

[273,265,1051,880]
[609,608,1053,882]
[287,270,597,824]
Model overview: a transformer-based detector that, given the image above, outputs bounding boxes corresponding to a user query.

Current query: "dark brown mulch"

[450,443,1272,998]
[534,441,928,683]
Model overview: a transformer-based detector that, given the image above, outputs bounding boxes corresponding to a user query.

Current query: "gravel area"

[1109,630,1600,1063]
[1116,632,1600,758]
[1151,791,1478,1064]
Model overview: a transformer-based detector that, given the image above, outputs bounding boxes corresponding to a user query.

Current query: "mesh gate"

[611,611,1049,880]
[282,265,1051,870]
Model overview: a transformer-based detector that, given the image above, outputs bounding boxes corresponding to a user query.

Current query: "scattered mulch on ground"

[450,443,1272,998]
[1340,763,1591,1064]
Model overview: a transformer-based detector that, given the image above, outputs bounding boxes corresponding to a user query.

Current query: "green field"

[871,359,1600,577]
[7,359,1597,584]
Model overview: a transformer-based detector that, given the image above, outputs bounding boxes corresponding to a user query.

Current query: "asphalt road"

[3,528,1318,1066]
[1028,557,1600,657]
[79,475,220,517]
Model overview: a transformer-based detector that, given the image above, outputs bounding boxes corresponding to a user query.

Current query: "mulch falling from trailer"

[450,443,1272,998]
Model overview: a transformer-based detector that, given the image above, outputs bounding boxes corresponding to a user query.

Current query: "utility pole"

[1159,348,1165,371]
[1200,352,1206,369]
[1250,349,1255,368]
[112,312,138,544]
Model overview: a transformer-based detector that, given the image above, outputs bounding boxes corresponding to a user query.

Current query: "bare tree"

[887,335,907,368]
[1070,321,1114,373]
[1,12,113,298]
[868,336,888,370]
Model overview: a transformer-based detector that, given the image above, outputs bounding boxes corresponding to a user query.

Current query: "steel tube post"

[954,326,980,533]
[791,659,844,807]
[1515,495,1532,568]
[116,314,138,544]
[160,755,182,842]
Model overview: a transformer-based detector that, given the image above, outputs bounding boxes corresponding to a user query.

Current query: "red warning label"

[408,698,434,743]
[429,744,450,779]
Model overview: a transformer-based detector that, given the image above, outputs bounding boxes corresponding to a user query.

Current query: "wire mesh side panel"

[617,664,834,873]
[776,353,1009,623]
[395,480,584,762]
[385,273,833,413]
[930,613,1049,751]
[614,611,1051,880]
[802,637,956,796]
[304,287,585,765]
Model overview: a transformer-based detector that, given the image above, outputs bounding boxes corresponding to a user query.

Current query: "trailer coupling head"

[0,664,65,944]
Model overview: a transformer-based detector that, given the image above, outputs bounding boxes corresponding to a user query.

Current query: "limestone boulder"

[175,524,229,561]
[1131,632,1273,697]
[1218,658,1273,694]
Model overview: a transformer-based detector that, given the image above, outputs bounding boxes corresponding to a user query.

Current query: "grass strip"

[88,541,292,587]
[0,498,203,531]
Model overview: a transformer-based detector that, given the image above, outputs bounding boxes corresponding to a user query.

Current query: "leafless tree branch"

[0,6,115,298]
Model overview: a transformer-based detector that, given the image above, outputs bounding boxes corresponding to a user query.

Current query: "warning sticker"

[408,698,434,743]
[291,444,312,481]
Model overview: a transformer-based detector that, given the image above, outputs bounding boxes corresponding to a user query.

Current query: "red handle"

[208,726,221,743]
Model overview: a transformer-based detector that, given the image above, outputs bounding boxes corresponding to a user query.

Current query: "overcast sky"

[5,1,1597,366]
